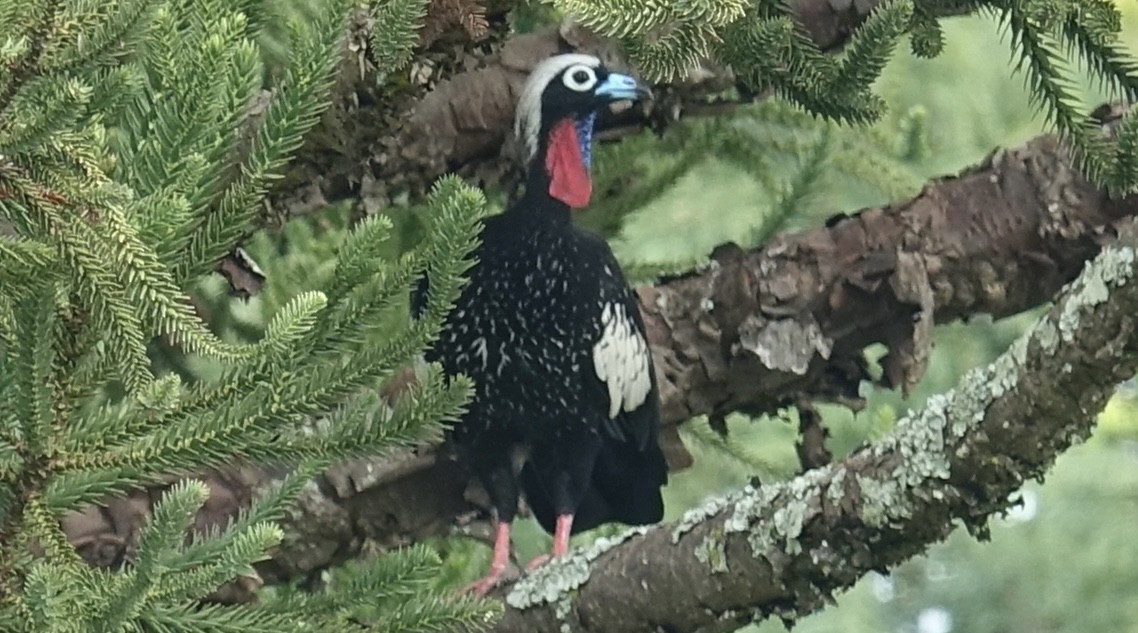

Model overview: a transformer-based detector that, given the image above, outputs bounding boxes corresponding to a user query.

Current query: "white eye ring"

[562,64,597,92]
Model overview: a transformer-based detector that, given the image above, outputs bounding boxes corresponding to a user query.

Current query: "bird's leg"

[461,520,514,596]
[551,513,573,556]
[524,513,574,570]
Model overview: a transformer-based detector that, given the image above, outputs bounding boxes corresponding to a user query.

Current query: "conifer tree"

[0,0,494,630]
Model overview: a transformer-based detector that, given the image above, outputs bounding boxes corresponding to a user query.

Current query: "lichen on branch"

[484,227,1138,633]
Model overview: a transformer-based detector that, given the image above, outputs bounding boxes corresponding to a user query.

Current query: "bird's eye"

[562,65,597,92]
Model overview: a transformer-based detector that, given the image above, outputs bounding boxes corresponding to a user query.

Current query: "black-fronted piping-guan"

[412,53,666,595]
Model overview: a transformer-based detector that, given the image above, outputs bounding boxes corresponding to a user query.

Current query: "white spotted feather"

[592,302,651,419]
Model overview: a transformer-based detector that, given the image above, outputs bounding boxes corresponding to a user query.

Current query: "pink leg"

[551,514,573,556]
[462,521,512,596]
[525,514,574,570]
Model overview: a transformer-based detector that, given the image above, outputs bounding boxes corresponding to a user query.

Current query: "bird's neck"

[518,112,596,222]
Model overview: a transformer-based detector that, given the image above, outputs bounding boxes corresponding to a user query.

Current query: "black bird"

[412,53,667,595]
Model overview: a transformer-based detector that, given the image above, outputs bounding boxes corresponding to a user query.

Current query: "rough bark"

[644,136,1122,425]
[488,219,1138,633]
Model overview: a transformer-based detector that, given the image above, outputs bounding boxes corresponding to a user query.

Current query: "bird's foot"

[459,520,516,596]
[524,515,574,571]
[460,567,516,596]
[524,554,552,571]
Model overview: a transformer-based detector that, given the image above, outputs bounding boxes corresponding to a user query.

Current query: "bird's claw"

[460,567,518,596]
[461,575,503,597]
[524,554,551,571]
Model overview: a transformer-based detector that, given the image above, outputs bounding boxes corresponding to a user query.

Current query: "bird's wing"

[580,238,660,451]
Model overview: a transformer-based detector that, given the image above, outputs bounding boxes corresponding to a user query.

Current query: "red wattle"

[545,118,592,208]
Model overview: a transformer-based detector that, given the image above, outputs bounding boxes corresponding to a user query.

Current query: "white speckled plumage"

[411,56,665,587]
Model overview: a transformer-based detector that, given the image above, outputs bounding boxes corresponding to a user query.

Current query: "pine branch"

[94,481,214,630]
[1059,10,1138,101]
[177,0,352,283]
[40,0,155,73]
[0,2,494,629]
[0,0,60,113]
[554,0,672,39]
[267,542,498,630]
[371,0,433,72]
[827,0,912,115]
[8,281,57,456]
[0,75,92,155]
[1001,4,1086,144]
[747,125,829,245]
[681,420,784,475]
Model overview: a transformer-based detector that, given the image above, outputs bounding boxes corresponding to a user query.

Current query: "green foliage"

[371,0,433,73]
[553,0,1138,191]
[0,0,491,630]
[292,544,496,630]
[579,98,924,283]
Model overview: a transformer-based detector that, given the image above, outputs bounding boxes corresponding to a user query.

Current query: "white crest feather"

[592,302,652,418]
[515,53,603,163]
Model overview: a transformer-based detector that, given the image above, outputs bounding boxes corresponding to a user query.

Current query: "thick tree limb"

[64,128,1137,594]
[644,135,1123,426]
[489,219,1138,633]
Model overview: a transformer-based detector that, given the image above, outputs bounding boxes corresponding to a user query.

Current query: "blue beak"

[595,72,651,102]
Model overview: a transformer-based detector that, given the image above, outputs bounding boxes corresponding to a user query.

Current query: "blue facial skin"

[595,73,647,101]
[575,73,649,171]
[576,112,597,171]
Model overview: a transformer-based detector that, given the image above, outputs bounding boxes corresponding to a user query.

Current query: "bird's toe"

[460,567,519,596]
[523,554,552,571]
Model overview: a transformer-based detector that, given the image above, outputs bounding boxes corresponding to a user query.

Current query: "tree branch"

[489,219,1138,633]
[644,134,1124,426]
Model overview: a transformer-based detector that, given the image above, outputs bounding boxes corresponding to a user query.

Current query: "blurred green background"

[221,4,1138,631]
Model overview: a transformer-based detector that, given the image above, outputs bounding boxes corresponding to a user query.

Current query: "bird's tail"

[521,440,667,535]
[588,437,667,526]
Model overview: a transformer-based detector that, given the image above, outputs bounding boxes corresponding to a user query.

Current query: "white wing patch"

[592,302,651,419]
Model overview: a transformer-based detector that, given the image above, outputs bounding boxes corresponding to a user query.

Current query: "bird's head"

[514,54,651,209]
